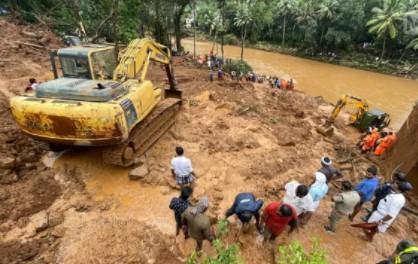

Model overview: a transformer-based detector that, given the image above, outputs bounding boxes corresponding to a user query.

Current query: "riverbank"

[186,34,418,80]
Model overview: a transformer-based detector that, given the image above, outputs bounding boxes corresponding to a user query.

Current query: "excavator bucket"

[316,119,334,137]
[164,88,182,101]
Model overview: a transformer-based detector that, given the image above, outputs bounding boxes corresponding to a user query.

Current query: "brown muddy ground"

[0,18,417,264]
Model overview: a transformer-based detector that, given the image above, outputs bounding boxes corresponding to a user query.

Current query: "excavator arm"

[113,38,179,96]
[329,95,369,124]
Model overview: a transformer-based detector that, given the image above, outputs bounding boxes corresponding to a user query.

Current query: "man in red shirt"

[261,202,298,241]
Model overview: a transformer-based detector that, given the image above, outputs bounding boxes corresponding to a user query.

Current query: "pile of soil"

[0,18,60,97]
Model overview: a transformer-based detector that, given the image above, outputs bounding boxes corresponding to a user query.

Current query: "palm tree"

[277,0,296,46]
[234,0,253,60]
[315,0,338,47]
[367,0,404,60]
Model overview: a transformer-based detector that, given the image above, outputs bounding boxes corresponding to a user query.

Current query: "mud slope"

[0,18,417,264]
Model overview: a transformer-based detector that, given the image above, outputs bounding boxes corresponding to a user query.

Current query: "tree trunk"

[282,16,286,46]
[241,25,246,60]
[380,36,387,61]
[193,1,196,58]
[291,23,296,45]
[174,4,186,53]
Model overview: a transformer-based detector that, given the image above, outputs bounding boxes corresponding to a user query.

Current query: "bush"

[223,59,253,75]
[277,240,327,264]
[223,34,240,45]
[186,219,242,264]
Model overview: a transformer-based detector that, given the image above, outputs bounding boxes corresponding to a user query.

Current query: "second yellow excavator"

[10,38,182,166]
[317,94,390,137]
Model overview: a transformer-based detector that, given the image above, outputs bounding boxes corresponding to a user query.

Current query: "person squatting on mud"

[283,180,315,225]
[181,196,215,251]
[261,202,298,241]
[324,181,361,233]
[349,166,380,221]
[171,146,196,188]
[169,186,193,236]
[225,192,264,234]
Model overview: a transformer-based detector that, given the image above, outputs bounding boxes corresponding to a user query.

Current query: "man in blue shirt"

[349,166,380,221]
[225,192,264,233]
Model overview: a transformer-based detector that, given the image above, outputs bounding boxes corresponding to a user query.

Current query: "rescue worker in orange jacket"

[375,132,396,156]
[361,128,381,152]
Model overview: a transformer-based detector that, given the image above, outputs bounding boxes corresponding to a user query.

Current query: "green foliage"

[216,219,230,238]
[223,34,241,45]
[186,219,242,264]
[277,240,327,264]
[223,59,253,74]
[186,239,241,264]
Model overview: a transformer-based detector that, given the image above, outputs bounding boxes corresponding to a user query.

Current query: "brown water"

[182,39,418,129]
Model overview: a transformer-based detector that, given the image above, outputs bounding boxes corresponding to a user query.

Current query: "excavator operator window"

[91,49,117,80]
[60,56,91,79]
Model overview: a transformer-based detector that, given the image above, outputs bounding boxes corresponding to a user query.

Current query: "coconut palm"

[234,0,253,60]
[367,0,404,60]
[316,0,339,46]
[277,0,297,46]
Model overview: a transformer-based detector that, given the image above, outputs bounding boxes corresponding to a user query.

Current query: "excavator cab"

[50,45,117,81]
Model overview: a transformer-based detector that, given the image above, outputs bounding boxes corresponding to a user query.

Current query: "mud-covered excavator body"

[10,39,182,166]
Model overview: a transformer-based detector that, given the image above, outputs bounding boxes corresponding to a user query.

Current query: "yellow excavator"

[10,38,182,166]
[317,94,390,136]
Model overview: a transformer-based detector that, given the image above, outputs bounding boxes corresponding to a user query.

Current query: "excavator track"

[102,98,181,167]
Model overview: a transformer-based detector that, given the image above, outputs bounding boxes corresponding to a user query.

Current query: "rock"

[48,211,64,227]
[0,157,16,169]
[51,226,66,238]
[160,186,171,195]
[129,164,149,180]
[32,211,49,233]
[133,155,147,166]
[0,171,19,184]
[295,111,305,118]
[0,188,10,201]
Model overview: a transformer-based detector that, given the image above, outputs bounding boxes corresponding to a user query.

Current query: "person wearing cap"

[261,202,298,241]
[324,181,361,233]
[365,181,413,241]
[349,166,380,221]
[317,156,342,183]
[181,196,214,251]
[377,240,418,264]
[363,171,407,222]
[171,146,196,187]
[283,180,315,224]
[169,186,193,236]
[225,192,264,233]
[309,172,329,211]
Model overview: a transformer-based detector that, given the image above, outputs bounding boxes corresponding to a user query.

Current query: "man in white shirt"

[283,180,315,224]
[171,146,196,187]
[366,181,413,241]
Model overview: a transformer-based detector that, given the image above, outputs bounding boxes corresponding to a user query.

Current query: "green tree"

[277,0,297,46]
[367,0,404,60]
[234,0,254,60]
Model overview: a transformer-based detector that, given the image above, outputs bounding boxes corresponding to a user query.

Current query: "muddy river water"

[182,39,418,129]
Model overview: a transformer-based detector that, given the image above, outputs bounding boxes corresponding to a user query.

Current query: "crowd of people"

[168,146,415,262]
[196,52,295,90]
[359,127,397,156]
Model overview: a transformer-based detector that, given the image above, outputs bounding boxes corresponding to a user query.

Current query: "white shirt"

[171,156,193,177]
[368,192,405,232]
[283,180,315,215]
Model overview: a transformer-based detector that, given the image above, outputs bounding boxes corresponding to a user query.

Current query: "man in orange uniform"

[375,132,396,156]
[361,128,381,152]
